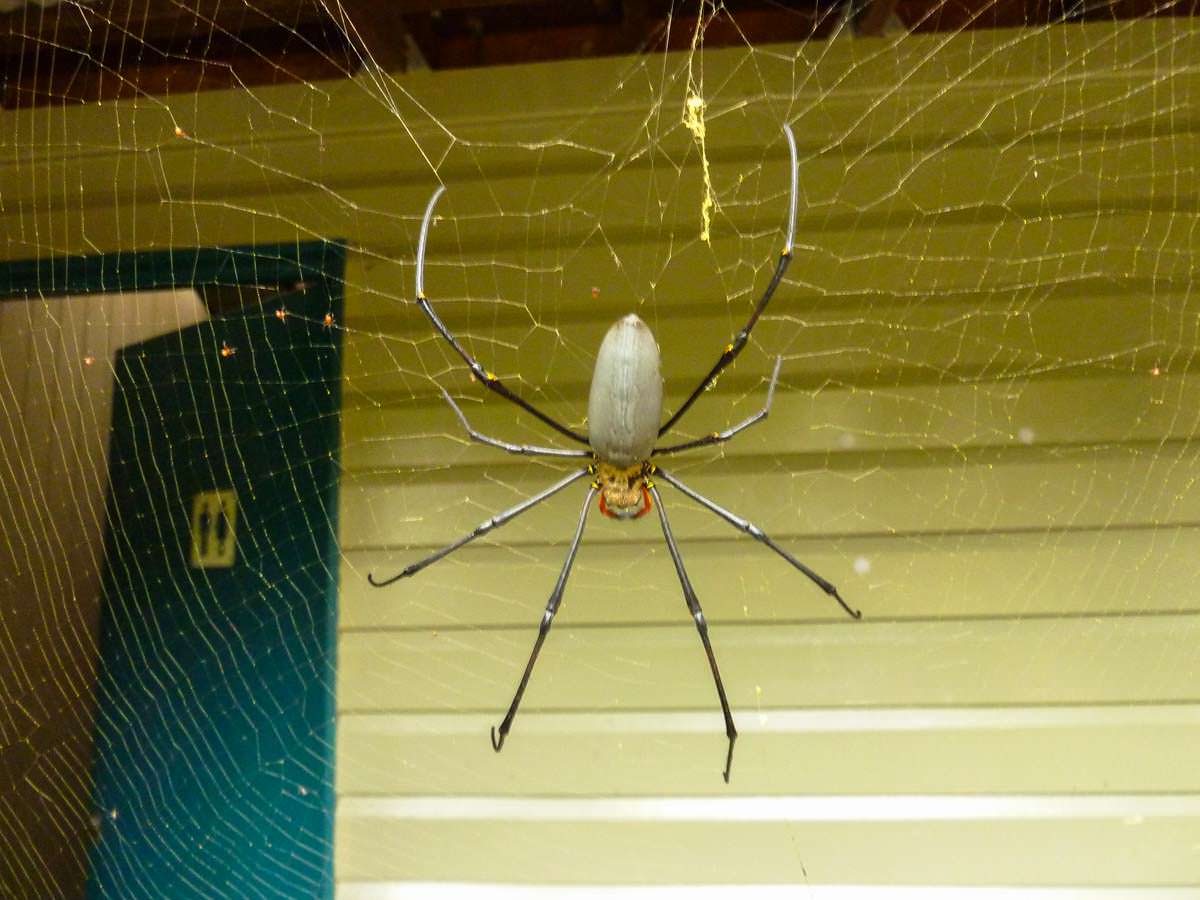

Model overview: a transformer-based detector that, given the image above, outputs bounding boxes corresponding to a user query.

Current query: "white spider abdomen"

[587,314,664,467]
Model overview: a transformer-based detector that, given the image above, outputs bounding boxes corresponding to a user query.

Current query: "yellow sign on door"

[190,489,238,568]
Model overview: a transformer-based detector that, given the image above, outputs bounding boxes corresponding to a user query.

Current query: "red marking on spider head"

[598,484,652,520]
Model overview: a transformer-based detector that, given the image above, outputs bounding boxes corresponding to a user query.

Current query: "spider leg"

[647,484,737,783]
[491,485,597,752]
[367,468,590,588]
[653,467,861,619]
[416,186,590,447]
[653,357,782,457]
[438,386,593,459]
[658,124,799,438]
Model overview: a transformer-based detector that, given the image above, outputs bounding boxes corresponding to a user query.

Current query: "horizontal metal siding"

[334,22,1200,892]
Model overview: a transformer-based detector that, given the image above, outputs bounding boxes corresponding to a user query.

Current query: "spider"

[369,124,861,782]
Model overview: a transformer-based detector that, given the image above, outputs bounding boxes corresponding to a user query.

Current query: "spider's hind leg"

[367,468,589,588]
[654,467,861,619]
[491,485,597,752]
[648,484,739,783]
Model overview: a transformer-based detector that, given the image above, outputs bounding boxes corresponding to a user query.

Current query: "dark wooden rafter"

[1,1,355,107]
[331,0,409,73]
[854,0,902,35]
[1,0,1195,108]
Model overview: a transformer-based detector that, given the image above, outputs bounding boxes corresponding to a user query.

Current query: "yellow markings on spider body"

[595,460,650,511]
[595,460,647,483]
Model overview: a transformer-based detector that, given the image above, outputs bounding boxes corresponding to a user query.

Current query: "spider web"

[1,0,1199,896]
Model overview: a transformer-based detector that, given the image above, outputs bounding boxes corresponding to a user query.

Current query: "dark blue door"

[89,252,342,899]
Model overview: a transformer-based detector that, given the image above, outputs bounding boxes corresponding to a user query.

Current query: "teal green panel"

[0,242,341,299]
[85,245,343,898]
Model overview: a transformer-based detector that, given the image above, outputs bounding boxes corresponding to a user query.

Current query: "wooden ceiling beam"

[1,17,352,108]
[0,0,567,55]
[0,0,331,54]
[3,0,1197,109]
[331,0,408,73]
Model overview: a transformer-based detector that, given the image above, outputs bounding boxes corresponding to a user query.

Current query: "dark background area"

[3,0,1197,109]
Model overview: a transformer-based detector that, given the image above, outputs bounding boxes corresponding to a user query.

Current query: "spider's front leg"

[415,186,590,447]
[658,123,799,439]
[653,356,782,457]
[437,386,592,459]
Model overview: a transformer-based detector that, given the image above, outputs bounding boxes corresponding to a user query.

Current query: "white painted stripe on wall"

[339,793,1200,822]
[338,884,1200,900]
[340,703,1200,735]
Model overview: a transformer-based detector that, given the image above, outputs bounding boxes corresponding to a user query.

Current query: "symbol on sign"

[190,489,238,568]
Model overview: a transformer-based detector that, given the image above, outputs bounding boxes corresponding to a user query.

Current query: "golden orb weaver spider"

[370,124,861,782]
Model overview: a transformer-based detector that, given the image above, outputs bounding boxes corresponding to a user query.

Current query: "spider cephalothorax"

[369,124,861,783]
[592,460,654,519]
